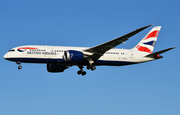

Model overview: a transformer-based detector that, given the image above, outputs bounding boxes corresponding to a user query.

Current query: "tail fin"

[133,26,161,54]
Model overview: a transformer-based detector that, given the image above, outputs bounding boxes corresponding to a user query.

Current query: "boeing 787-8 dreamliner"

[4,24,175,75]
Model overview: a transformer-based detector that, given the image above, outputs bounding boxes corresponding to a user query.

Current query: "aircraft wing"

[84,24,153,61]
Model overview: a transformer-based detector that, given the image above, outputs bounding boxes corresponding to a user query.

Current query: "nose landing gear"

[18,66,22,70]
[16,61,22,70]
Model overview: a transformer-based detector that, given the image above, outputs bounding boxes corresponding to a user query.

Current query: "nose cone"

[3,53,8,59]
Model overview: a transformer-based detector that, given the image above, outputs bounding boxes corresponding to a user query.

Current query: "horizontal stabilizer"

[145,47,175,57]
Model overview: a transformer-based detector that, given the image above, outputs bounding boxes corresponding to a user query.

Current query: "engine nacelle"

[47,63,68,73]
[63,50,84,61]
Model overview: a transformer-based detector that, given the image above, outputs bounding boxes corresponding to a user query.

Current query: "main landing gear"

[86,57,96,71]
[16,61,22,70]
[87,65,96,71]
[77,65,86,76]
[77,58,96,76]
[77,65,96,76]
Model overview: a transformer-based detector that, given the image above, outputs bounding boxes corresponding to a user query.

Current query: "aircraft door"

[129,51,133,60]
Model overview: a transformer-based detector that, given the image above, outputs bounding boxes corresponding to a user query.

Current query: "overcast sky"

[0,0,180,115]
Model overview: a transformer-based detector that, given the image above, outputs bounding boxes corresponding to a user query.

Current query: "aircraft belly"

[5,57,64,63]
[95,60,137,66]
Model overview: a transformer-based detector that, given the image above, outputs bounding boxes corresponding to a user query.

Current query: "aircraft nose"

[3,53,8,59]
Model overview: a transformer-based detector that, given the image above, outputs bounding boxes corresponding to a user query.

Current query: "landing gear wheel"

[77,70,86,76]
[87,65,91,70]
[87,65,96,71]
[91,66,96,71]
[16,61,22,70]
[18,66,22,70]
[77,65,87,76]
[81,71,86,76]
[77,70,81,75]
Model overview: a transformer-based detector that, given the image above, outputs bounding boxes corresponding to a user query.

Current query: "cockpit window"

[8,49,15,52]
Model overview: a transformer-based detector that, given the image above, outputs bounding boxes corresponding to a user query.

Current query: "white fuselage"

[3,26,174,75]
[4,45,155,66]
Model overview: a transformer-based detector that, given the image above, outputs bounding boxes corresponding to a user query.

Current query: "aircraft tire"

[91,66,96,71]
[18,66,22,70]
[77,70,81,75]
[82,71,86,76]
[87,65,91,70]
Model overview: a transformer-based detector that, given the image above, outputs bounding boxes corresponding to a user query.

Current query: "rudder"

[133,26,161,54]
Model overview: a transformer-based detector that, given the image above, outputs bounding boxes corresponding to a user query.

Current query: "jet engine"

[63,50,84,61]
[47,63,68,72]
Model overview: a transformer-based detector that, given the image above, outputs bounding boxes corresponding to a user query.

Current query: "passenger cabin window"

[106,52,119,54]
[8,49,15,52]
[54,50,64,52]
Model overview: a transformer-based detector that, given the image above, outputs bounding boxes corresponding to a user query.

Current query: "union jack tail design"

[133,26,161,54]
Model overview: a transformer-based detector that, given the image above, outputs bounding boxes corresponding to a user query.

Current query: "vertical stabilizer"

[133,26,161,54]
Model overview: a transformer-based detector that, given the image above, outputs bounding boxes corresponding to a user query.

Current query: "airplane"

[4,24,175,76]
